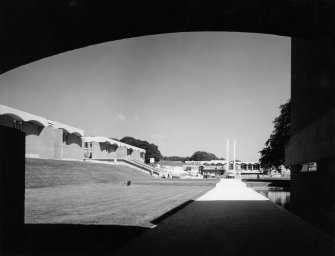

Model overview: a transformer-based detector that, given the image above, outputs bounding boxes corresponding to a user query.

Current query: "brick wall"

[24,123,40,157]
[116,145,127,159]
[0,116,83,160]
[287,38,335,237]
[53,129,63,159]
[286,109,335,165]
[91,142,108,159]
[64,133,83,160]
[24,126,63,159]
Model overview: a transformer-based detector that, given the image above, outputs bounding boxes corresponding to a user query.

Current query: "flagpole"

[226,139,229,175]
[233,139,236,175]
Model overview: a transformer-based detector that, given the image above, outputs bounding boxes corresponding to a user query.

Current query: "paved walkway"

[114,179,334,256]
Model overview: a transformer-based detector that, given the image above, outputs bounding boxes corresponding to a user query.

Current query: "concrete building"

[0,104,147,163]
[83,136,145,162]
[184,160,261,176]
[0,105,84,160]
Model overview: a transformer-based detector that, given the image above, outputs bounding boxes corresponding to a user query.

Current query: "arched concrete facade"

[83,137,145,162]
[0,105,84,160]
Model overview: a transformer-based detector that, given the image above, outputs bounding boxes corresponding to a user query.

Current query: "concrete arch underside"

[1,0,335,74]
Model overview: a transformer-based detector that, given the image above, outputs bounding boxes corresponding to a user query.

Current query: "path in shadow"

[151,200,194,225]
[115,200,334,256]
[22,224,149,256]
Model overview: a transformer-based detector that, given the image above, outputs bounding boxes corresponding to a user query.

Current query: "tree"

[189,151,219,161]
[259,99,291,170]
[120,137,163,163]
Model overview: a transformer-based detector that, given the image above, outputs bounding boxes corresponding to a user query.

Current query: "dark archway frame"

[1,0,335,254]
[1,0,334,74]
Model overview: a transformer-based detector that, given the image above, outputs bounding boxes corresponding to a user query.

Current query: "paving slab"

[114,179,334,256]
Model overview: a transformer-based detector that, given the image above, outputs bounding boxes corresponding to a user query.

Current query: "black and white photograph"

[0,1,334,255]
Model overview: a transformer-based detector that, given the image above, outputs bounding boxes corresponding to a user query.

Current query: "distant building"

[0,104,145,162]
[183,160,262,177]
[83,136,145,162]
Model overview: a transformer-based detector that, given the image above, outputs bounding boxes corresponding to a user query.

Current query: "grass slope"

[25,158,217,227]
[25,183,212,227]
[26,158,155,188]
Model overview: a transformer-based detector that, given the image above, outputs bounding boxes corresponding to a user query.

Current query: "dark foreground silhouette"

[17,224,149,256]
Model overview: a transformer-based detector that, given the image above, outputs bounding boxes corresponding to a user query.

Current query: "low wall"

[242,179,290,189]
[133,180,218,186]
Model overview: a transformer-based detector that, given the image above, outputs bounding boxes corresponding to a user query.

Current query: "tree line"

[119,99,290,167]
[163,152,224,162]
[117,136,224,163]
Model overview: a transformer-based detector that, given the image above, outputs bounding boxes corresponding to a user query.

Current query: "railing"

[132,160,172,178]
[133,160,167,176]
[118,159,164,177]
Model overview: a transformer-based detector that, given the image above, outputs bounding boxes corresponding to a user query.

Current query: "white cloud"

[155,133,165,138]
[133,115,139,120]
[118,114,126,120]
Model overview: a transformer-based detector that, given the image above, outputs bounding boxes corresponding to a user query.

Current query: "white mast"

[233,139,236,173]
[226,139,229,173]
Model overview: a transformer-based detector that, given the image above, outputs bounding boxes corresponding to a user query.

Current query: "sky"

[0,32,290,161]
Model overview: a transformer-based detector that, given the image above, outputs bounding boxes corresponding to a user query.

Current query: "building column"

[0,126,25,254]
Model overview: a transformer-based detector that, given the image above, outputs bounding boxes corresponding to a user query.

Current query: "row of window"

[83,142,144,159]
[84,142,93,149]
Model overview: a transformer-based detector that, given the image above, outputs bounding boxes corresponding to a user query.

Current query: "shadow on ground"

[3,198,197,256]
[115,200,335,256]
[151,200,194,225]
[3,199,334,256]
[19,224,149,256]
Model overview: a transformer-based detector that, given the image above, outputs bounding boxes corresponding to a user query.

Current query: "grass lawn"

[25,183,212,227]
[25,158,216,227]
[26,158,156,188]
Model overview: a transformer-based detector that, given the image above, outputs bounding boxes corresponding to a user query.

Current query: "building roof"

[0,104,49,127]
[83,136,146,153]
[0,104,84,137]
[48,120,84,137]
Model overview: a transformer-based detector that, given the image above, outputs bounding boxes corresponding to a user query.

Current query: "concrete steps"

[118,159,162,177]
